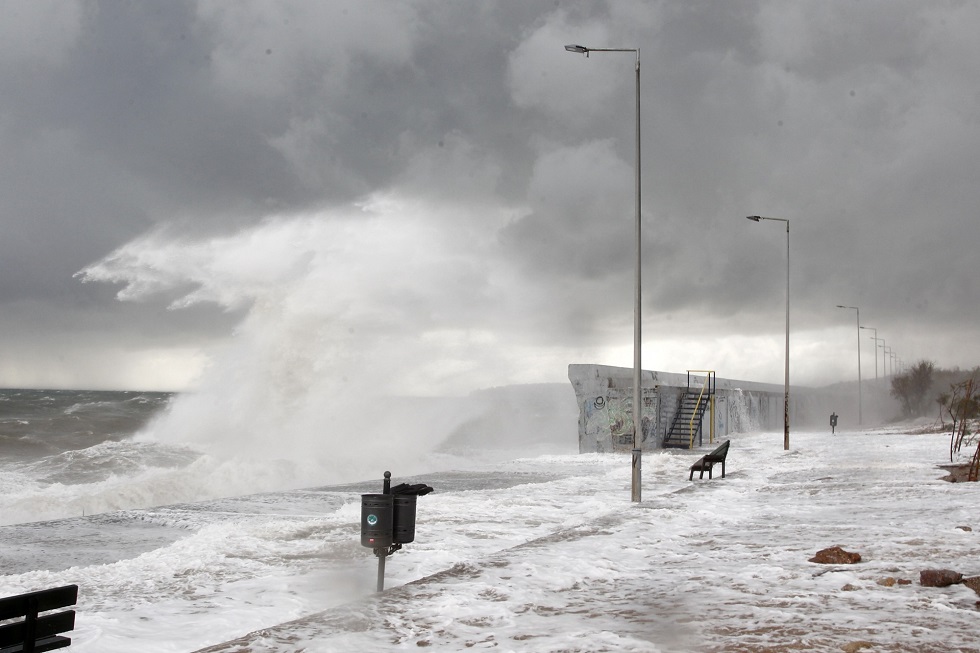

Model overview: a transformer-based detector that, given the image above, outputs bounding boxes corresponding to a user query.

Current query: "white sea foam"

[2,426,977,652]
[74,201,590,507]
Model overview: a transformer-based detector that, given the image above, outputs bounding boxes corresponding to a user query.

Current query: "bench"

[689,440,731,480]
[0,584,78,653]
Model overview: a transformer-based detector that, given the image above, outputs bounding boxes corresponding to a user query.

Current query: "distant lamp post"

[860,326,878,380]
[566,43,643,502]
[836,305,862,425]
[746,215,790,450]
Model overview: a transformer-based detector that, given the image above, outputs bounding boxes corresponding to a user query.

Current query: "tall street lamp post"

[872,337,885,377]
[746,215,790,450]
[565,44,643,502]
[860,326,878,380]
[836,305,862,425]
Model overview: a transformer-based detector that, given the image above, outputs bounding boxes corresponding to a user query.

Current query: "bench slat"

[0,586,78,622]
[0,634,73,653]
[0,611,75,648]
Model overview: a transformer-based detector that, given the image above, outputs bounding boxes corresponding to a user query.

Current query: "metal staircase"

[663,371,715,449]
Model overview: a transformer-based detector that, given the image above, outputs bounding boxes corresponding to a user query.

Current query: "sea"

[0,389,185,525]
[0,384,581,652]
[6,388,977,652]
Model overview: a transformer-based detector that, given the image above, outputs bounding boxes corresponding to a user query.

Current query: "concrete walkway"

[194,428,980,652]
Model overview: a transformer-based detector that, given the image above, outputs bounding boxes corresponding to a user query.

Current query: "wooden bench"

[689,440,731,480]
[0,584,78,653]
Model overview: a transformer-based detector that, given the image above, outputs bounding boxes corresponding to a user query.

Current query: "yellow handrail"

[687,370,716,449]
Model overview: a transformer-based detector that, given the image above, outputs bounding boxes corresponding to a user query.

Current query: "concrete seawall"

[568,363,897,452]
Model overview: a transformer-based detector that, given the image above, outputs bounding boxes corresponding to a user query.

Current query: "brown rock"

[920,569,963,587]
[962,576,980,596]
[809,546,862,564]
[877,577,897,587]
[898,578,912,585]
[841,583,859,591]
[842,642,876,653]
[956,525,973,532]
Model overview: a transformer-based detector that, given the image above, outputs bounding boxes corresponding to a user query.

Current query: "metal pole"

[838,306,862,424]
[631,49,642,503]
[874,337,878,378]
[746,215,790,450]
[565,44,643,502]
[631,447,641,501]
[875,342,878,381]
[861,326,878,380]
[376,552,386,592]
[710,394,716,444]
[377,469,392,592]
[783,221,790,450]
[855,309,861,423]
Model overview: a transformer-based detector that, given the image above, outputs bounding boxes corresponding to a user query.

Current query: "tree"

[940,373,980,478]
[890,360,935,417]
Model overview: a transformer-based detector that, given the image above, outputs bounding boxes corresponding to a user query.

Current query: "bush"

[890,360,935,417]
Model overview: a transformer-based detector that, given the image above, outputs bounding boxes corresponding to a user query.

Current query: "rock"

[877,577,896,587]
[842,642,876,653]
[898,578,912,585]
[841,583,858,591]
[956,525,973,532]
[919,569,963,587]
[962,576,980,596]
[809,546,862,564]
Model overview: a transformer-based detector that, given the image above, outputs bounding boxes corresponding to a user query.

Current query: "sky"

[1,0,978,393]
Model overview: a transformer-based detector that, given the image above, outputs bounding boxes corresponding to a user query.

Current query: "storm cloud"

[1,0,977,391]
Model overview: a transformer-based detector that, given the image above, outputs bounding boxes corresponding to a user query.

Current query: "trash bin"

[360,494,394,548]
[392,494,417,544]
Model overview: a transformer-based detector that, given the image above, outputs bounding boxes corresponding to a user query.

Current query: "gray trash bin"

[360,494,394,548]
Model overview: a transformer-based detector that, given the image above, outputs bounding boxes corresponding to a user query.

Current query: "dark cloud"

[0,0,976,390]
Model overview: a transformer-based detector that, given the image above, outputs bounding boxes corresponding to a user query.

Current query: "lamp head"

[565,44,589,54]
[746,215,762,222]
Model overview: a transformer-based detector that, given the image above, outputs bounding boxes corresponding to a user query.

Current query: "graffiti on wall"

[580,390,659,453]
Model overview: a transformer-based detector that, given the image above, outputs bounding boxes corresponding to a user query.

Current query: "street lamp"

[860,326,878,380]
[746,215,790,450]
[566,43,643,502]
[836,305,862,425]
